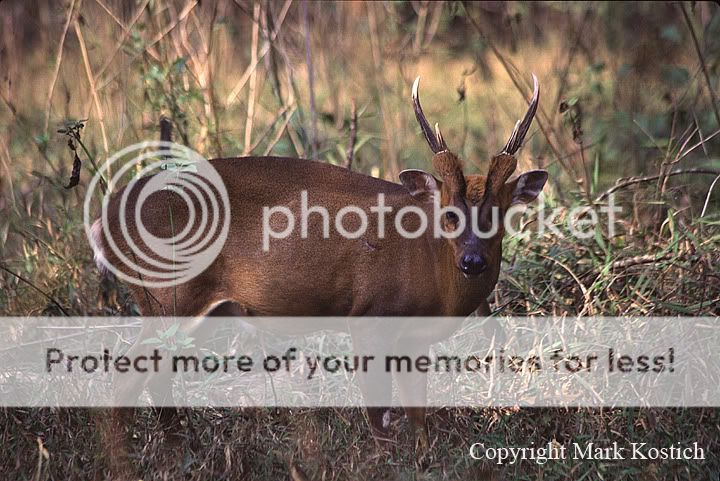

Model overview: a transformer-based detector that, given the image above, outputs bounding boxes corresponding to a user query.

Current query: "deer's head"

[400,75,548,278]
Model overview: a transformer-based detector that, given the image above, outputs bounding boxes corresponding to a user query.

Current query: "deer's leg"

[395,342,431,455]
[365,405,393,442]
[147,300,249,426]
[94,407,136,481]
[351,333,394,444]
[359,370,393,443]
[98,318,175,477]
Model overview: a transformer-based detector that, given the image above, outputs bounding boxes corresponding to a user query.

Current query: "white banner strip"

[0,316,717,407]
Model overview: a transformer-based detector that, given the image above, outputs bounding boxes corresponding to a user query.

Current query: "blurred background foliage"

[0,1,718,315]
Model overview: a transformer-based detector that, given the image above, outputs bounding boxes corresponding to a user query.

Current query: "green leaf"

[661,66,689,87]
[172,56,189,73]
[660,25,682,44]
[590,62,606,73]
[165,323,179,338]
[617,63,632,77]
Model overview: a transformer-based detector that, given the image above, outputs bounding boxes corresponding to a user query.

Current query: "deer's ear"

[399,169,440,202]
[510,169,548,204]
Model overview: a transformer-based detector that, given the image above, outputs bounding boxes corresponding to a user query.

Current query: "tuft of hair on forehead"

[464,175,487,205]
[432,151,466,197]
[484,153,517,197]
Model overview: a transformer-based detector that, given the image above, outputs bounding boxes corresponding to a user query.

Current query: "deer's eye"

[445,211,459,223]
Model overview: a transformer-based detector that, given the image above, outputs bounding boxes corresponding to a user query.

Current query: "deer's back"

[100,156,447,317]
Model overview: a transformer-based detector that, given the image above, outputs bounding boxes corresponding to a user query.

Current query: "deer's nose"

[460,254,487,276]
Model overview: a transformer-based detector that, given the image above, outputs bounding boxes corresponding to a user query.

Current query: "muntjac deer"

[92,75,547,467]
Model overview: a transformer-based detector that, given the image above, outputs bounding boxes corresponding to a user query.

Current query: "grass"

[2,407,718,480]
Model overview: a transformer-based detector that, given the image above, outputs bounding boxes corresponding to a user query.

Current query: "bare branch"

[302,0,318,159]
[43,0,77,136]
[345,100,358,170]
[74,20,110,161]
[594,168,720,203]
[680,2,720,128]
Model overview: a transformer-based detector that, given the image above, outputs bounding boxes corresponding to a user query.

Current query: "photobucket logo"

[262,192,621,251]
[83,141,230,288]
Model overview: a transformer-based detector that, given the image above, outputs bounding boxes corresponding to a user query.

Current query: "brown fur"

[466,174,520,207]
[432,151,466,200]
[484,153,518,197]
[95,155,543,477]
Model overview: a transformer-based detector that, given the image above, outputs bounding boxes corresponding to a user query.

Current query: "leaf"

[64,152,82,189]
[172,56,189,73]
[661,66,689,87]
[617,63,633,77]
[165,323,179,338]
[590,62,606,73]
[177,163,198,173]
[353,135,374,155]
[660,25,682,44]
[141,337,162,345]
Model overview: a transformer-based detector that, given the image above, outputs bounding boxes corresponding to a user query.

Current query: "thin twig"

[0,137,18,214]
[537,253,594,316]
[423,1,444,48]
[680,2,720,128]
[700,175,720,218]
[611,253,674,270]
[244,2,261,155]
[345,100,358,170]
[74,134,108,194]
[226,0,292,105]
[594,168,720,203]
[413,1,429,54]
[0,264,69,316]
[553,8,592,110]
[302,0,318,160]
[95,0,158,72]
[43,0,78,136]
[261,0,284,105]
[206,1,224,157]
[74,20,110,165]
[659,125,700,194]
[93,0,126,30]
[463,2,575,200]
[263,106,297,156]
[660,127,720,194]
[367,1,399,179]
[248,102,294,153]
[97,0,198,92]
